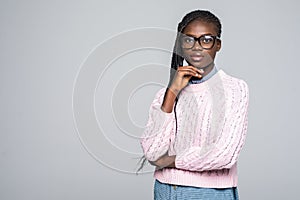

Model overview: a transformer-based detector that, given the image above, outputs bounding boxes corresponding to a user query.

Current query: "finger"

[179,66,204,74]
[178,69,202,78]
[180,70,202,78]
[178,69,202,77]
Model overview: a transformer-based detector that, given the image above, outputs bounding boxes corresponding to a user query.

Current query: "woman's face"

[181,19,221,69]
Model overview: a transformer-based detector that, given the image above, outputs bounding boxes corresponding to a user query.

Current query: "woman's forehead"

[183,20,217,36]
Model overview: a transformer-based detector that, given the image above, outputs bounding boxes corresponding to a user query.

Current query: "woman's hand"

[161,66,204,113]
[170,66,204,94]
[149,154,176,169]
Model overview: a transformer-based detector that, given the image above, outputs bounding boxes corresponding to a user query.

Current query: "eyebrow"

[183,33,214,37]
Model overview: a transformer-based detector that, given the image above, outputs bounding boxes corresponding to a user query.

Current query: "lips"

[190,54,204,62]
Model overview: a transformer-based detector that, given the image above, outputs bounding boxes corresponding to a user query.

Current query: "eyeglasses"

[180,34,220,50]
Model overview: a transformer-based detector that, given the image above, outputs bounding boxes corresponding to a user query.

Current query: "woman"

[140,9,249,200]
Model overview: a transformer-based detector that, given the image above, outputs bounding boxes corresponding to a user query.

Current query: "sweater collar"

[183,69,226,93]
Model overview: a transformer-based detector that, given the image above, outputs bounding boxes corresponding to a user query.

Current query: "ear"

[216,39,222,52]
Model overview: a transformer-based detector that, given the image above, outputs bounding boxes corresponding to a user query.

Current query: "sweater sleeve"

[175,80,250,171]
[140,88,176,162]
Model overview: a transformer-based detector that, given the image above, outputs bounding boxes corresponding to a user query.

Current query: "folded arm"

[140,88,176,162]
[175,80,250,171]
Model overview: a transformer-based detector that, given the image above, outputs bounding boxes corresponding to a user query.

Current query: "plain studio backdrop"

[1,0,299,199]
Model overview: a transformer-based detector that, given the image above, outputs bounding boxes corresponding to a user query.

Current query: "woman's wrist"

[149,155,176,168]
[161,88,178,113]
[169,85,181,96]
[166,161,176,168]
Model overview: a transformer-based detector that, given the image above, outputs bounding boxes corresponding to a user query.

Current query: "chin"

[189,60,214,69]
[188,61,206,69]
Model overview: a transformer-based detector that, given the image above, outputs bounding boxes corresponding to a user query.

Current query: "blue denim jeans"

[154,179,239,200]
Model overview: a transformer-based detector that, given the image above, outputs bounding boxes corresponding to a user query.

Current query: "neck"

[200,62,215,78]
[189,62,215,83]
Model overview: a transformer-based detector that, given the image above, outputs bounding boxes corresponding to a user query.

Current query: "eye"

[201,36,214,44]
[182,36,194,43]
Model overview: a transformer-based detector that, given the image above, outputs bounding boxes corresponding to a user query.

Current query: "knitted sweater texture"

[140,69,249,188]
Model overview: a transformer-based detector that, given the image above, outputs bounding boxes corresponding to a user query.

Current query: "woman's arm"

[140,88,176,162]
[175,80,250,171]
[140,66,204,163]
[141,87,178,168]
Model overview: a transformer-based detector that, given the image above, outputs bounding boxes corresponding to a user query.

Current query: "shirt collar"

[189,64,219,84]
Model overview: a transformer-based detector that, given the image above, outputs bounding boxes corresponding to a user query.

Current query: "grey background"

[1,0,299,199]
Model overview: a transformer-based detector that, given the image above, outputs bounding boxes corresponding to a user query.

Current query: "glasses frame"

[180,34,220,50]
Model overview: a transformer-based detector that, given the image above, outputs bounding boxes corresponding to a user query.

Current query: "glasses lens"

[200,35,215,49]
[181,36,195,49]
[181,35,216,49]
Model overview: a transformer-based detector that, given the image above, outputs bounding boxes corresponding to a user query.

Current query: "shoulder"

[155,87,167,98]
[152,87,168,103]
[220,69,249,94]
[219,70,249,106]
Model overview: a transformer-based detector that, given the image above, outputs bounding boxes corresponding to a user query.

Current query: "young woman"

[140,10,249,200]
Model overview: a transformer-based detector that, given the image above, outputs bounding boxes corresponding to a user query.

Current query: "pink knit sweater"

[140,69,249,188]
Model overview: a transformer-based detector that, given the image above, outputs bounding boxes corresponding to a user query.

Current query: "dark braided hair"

[137,10,222,173]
